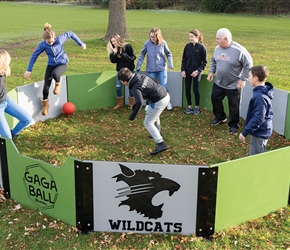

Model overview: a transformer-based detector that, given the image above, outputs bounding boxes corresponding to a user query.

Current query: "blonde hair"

[0,50,11,76]
[149,27,163,45]
[42,22,55,40]
[106,34,127,54]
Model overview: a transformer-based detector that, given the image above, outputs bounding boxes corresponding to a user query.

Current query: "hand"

[237,79,245,90]
[207,73,214,82]
[181,71,186,78]
[81,44,87,49]
[190,70,199,78]
[239,133,245,142]
[24,71,31,79]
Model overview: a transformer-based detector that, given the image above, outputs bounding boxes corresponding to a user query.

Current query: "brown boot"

[53,82,61,95]
[113,96,124,110]
[128,96,135,110]
[41,99,49,116]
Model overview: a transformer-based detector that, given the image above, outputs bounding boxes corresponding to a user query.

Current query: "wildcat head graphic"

[112,164,180,219]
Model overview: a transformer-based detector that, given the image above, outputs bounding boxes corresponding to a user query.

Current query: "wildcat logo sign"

[108,163,182,232]
[113,164,181,219]
[23,164,58,210]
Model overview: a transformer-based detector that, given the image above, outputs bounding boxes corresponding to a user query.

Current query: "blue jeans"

[147,71,169,92]
[116,72,133,97]
[0,97,32,139]
[144,93,170,143]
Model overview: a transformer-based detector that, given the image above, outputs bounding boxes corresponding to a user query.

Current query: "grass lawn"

[0,2,289,249]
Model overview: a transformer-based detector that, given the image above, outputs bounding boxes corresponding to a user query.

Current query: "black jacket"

[181,42,207,74]
[109,44,136,71]
[128,73,167,120]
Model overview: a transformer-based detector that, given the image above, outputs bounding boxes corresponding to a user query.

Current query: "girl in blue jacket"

[136,27,173,110]
[24,23,86,116]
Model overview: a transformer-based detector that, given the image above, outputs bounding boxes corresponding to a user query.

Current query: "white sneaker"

[145,105,149,111]
[167,102,172,110]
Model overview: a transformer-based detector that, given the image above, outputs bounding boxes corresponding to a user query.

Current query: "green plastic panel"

[212,147,290,232]
[5,139,77,226]
[66,71,117,110]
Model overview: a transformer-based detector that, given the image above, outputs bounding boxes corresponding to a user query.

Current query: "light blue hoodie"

[136,39,173,72]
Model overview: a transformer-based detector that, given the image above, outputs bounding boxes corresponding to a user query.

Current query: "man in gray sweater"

[207,28,253,134]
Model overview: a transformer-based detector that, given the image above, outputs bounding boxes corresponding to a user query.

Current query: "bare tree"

[104,0,128,41]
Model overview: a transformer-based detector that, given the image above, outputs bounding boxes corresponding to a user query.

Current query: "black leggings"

[43,64,67,100]
[184,74,200,106]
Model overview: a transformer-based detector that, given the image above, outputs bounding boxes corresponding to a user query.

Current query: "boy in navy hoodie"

[239,65,273,156]
[118,67,169,155]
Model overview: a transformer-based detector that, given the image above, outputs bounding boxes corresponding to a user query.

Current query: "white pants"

[144,93,170,143]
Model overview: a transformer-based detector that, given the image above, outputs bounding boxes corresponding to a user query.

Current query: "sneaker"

[10,130,18,142]
[210,118,227,126]
[192,107,200,115]
[184,107,193,114]
[145,105,149,111]
[229,127,238,135]
[167,102,172,111]
[150,142,169,155]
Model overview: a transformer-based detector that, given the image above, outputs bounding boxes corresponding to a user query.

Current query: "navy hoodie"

[242,82,274,139]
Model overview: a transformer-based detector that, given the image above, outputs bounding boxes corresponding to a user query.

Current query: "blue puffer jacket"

[26,31,85,72]
[136,39,173,72]
[242,82,274,139]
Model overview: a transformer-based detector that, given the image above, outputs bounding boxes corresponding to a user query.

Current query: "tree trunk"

[104,0,128,41]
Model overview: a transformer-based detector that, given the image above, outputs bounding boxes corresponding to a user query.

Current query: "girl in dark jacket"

[181,29,207,115]
[107,34,136,110]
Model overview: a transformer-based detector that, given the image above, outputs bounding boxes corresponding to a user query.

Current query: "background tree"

[104,0,128,40]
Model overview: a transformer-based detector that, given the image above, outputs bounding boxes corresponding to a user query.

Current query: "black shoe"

[150,142,169,155]
[229,127,239,135]
[210,118,227,126]
[11,130,18,142]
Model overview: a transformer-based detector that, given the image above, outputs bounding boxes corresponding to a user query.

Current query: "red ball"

[62,102,76,115]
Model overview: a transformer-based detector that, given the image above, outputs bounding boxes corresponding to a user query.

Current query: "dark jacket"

[242,82,274,139]
[110,44,136,71]
[181,42,207,74]
[128,73,167,120]
[0,75,7,104]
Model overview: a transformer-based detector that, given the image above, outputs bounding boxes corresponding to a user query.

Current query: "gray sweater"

[0,75,7,104]
[209,41,253,90]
